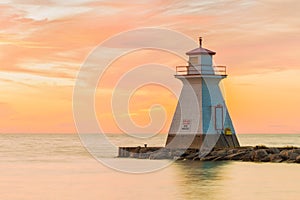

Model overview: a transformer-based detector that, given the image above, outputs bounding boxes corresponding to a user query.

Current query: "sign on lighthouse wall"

[181,119,191,131]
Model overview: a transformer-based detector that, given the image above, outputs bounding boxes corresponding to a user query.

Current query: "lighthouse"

[166,38,240,149]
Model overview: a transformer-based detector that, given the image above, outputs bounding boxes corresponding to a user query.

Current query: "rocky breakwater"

[120,146,300,163]
[198,146,300,163]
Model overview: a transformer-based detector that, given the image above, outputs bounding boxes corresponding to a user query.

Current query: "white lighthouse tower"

[166,38,240,149]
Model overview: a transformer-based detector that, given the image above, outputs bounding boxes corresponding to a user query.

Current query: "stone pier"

[118,146,300,163]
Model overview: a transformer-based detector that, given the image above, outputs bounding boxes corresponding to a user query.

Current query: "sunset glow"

[1,0,300,134]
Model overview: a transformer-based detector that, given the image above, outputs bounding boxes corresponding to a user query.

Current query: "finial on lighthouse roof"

[186,37,216,55]
[199,37,202,48]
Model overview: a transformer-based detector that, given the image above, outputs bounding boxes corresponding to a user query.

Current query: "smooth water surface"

[0,134,299,200]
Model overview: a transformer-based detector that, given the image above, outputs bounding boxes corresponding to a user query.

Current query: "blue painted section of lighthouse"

[224,109,236,134]
[202,80,236,135]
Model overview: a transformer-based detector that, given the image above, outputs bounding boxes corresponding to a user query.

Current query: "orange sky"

[0,0,300,134]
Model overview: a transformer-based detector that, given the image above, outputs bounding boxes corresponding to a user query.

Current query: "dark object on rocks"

[255,145,268,149]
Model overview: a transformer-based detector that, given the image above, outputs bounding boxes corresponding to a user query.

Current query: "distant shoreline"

[118,146,300,164]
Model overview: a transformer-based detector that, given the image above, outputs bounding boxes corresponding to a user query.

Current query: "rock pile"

[199,146,300,163]
[122,146,300,163]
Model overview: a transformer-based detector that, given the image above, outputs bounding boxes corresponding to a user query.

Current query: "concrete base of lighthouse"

[165,133,240,149]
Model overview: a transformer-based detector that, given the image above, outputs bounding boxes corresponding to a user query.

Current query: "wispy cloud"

[0,0,300,133]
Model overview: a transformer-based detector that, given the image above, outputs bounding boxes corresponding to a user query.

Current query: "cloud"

[1,0,300,133]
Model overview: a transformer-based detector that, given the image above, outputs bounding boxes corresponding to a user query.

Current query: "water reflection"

[171,161,300,200]
[172,161,230,200]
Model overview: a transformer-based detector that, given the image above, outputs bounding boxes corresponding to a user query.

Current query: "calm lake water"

[0,134,299,200]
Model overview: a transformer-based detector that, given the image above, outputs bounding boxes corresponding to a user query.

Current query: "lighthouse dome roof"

[186,47,216,55]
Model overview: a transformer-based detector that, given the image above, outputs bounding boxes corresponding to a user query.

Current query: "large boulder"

[241,153,252,161]
[211,149,227,157]
[295,155,300,163]
[289,153,299,160]
[224,152,246,161]
[279,150,292,160]
[268,154,283,163]
[200,155,218,161]
[261,156,271,162]
[213,156,226,161]
[252,149,268,161]
[227,149,239,155]
[266,148,280,154]
[292,149,300,154]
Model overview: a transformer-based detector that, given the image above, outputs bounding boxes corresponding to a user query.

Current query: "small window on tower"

[189,57,198,65]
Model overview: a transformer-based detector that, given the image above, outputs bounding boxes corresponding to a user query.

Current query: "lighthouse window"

[189,57,198,65]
